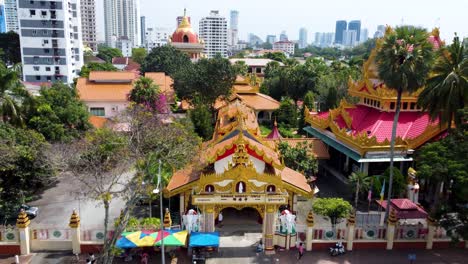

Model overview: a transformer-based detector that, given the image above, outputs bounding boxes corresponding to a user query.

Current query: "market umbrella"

[116,236,137,248]
[116,231,158,248]
[154,230,188,246]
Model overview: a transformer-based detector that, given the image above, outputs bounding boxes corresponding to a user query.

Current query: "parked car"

[20,204,39,218]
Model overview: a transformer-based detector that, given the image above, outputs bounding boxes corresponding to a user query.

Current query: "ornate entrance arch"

[214,204,265,220]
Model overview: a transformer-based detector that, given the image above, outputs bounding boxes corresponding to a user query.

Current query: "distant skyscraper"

[343,30,357,47]
[348,20,361,42]
[104,0,141,48]
[266,35,276,44]
[18,0,83,83]
[199,10,227,58]
[229,10,239,46]
[0,0,6,33]
[80,0,97,51]
[248,33,263,46]
[4,0,18,33]
[140,16,146,46]
[299,27,308,49]
[279,31,288,41]
[314,32,334,47]
[335,20,347,44]
[360,28,369,43]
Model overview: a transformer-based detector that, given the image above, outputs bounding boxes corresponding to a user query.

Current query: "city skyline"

[121,0,468,44]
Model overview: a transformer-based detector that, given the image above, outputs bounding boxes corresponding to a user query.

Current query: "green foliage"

[189,104,214,140]
[174,55,237,106]
[312,198,352,228]
[80,62,118,77]
[232,60,248,76]
[97,46,123,63]
[0,63,31,126]
[418,34,468,128]
[0,32,21,64]
[140,217,161,228]
[349,172,373,208]
[276,97,298,129]
[259,125,272,136]
[264,52,288,63]
[372,167,405,198]
[278,141,318,177]
[0,123,54,221]
[141,45,191,77]
[128,77,160,107]
[303,91,316,109]
[27,82,90,141]
[132,48,147,64]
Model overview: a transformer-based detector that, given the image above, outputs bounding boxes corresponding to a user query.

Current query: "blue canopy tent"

[189,232,220,247]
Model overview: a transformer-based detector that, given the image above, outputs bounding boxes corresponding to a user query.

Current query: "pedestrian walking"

[297,242,304,260]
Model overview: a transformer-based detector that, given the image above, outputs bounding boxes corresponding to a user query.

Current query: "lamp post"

[152,160,165,264]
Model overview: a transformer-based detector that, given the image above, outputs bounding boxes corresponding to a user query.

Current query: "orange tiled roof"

[144,72,174,96]
[88,115,108,128]
[278,167,312,194]
[76,77,132,102]
[88,71,135,82]
[166,166,201,192]
[236,93,280,111]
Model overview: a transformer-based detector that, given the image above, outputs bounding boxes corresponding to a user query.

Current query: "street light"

[152,160,165,264]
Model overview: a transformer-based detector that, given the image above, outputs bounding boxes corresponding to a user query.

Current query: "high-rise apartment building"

[140,16,145,45]
[80,0,96,51]
[18,0,83,83]
[266,35,276,44]
[279,30,288,41]
[360,28,369,43]
[343,30,357,47]
[0,0,6,33]
[299,27,307,49]
[314,32,334,47]
[248,33,263,46]
[348,20,361,42]
[229,10,239,46]
[104,0,140,48]
[334,20,347,44]
[145,27,170,51]
[4,0,18,32]
[273,41,294,54]
[199,10,227,58]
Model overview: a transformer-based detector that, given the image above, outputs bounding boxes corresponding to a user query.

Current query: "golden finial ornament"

[16,209,30,228]
[387,208,398,225]
[69,209,81,228]
[384,25,393,36]
[163,208,172,228]
[347,210,356,226]
[306,210,315,227]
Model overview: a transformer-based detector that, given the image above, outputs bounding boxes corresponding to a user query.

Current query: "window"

[46,76,51,81]
[403,102,408,110]
[32,30,37,36]
[410,102,416,110]
[35,76,41,81]
[41,11,47,17]
[43,30,48,35]
[30,10,36,16]
[256,67,262,74]
[44,49,49,53]
[90,107,105,116]
[43,39,49,44]
[33,66,40,71]
[390,102,395,110]
[45,67,51,71]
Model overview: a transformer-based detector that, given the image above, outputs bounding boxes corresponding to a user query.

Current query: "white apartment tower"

[104,0,140,48]
[80,0,96,51]
[5,0,18,32]
[17,0,83,83]
[199,10,227,58]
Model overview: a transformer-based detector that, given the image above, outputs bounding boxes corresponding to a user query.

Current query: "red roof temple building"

[303,28,447,178]
[168,9,205,60]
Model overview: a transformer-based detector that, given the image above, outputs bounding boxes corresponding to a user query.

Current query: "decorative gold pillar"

[264,205,276,255]
[16,210,31,255]
[386,209,398,250]
[346,211,356,251]
[305,210,314,251]
[69,209,81,254]
[204,205,215,232]
[426,216,436,250]
[163,208,172,229]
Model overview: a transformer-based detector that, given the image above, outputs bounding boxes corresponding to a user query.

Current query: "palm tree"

[418,34,468,128]
[0,63,29,126]
[375,26,434,220]
[349,172,372,208]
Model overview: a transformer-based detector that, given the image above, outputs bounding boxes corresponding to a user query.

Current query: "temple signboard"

[192,194,288,205]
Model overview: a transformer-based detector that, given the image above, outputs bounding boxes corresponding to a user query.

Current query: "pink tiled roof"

[377,199,428,219]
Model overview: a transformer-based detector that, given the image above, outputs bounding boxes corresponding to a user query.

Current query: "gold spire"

[387,208,398,225]
[16,209,30,228]
[69,209,80,228]
[163,208,172,228]
[306,210,315,227]
[347,210,356,226]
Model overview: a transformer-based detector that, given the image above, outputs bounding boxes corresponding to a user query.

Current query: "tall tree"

[27,83,90,141]
[141,45,191,77]
[0,32,21,65]
[418,34,468,128]
[79,62,118,77]
[128,77,160,110]
[375,26,433,220]
[278,141,318,178]
[189,104,214,140]
[131,48,147,64]
[0,63,30,126]
[96,46,123,63]
[276,97,298,129]
[349,172,372,208]
[174,54,236,106]
[312,198,352,230]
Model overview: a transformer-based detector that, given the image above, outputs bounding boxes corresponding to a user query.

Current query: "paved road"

[29,172,128,229]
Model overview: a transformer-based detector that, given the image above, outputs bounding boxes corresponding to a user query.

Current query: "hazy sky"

[98,0,468,43]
